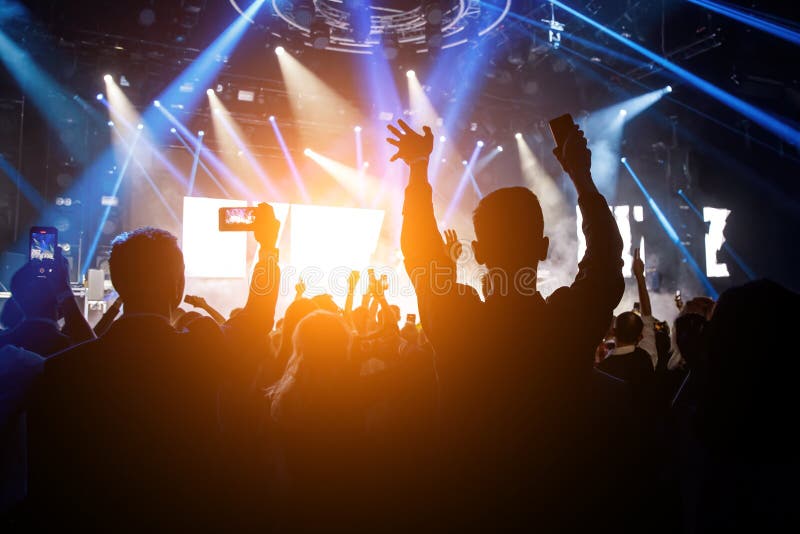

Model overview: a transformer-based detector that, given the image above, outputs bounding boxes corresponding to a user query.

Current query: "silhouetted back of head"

[109,227,184,313]
[278,298,319,361]
[614,311,643,346]
[0,297,23,330]
[473,187,547,269]
[10,263,59,320]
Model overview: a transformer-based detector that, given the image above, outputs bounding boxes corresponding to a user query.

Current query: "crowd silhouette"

[1,119,798,531]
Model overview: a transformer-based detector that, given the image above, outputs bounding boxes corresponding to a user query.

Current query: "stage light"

[406,70,415,78]
[354,125,362,132]
[462,160,468,165]
[275,46,285,56]
[304,148,311,156]
[477,140,484,147]
[107,120,114,127]
[213,108,220,115]
[363,161,370,168]
[515,132,522,139]
[268,115,275,122]
[619,109,628,116]
[206,88,214,96]
[198,130,205,137]
[665,85,673,93]
[103,74,112,82]
[439,135,446,142]
[96,93,104,101]
[170,127,177,134]
[620,156,627,163]
[137,123,144,130]
[153,100,161,107]
[497,145,503,152]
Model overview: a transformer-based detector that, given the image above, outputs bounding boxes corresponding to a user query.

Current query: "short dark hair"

[614,312,644,345]
[109,227,183,306]
[473,187,544,264]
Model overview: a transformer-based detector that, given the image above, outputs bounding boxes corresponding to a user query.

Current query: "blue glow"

[687,0,800,46]
[621,159,718,299]
[96,93,104,101]
[443,143,483,226]
[188,132,203,196]
[550,1,799,146]
[269,118,310,203]
[0,30,92,161]
[170,129,231,199]
[82,129,142,275]
[677,188,756,280]
[0,153,46,212]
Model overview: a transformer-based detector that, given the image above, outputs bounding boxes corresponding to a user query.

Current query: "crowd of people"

[1,119,797,531]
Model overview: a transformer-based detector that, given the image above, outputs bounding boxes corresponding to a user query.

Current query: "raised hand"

[386,119,434,164]
[443,229,463,261]
[347,270,360,293]
[253,202,280,250]
[295,278,306,298]
[552,124,592,179]
[632,247,644,279]
[184,294,206,308]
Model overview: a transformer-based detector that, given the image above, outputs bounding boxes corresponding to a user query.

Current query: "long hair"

[268,310,353,424]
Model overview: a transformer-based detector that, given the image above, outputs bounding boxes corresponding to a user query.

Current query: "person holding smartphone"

[388,117,624,528]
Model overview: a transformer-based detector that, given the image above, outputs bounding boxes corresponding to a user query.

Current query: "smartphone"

[219,207,256,231]
[633,301,641,314]
[30,226,57,276]
[548,113,575,149]
[406,313,416,324]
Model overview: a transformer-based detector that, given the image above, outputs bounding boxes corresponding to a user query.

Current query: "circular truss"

[228,0,511,54]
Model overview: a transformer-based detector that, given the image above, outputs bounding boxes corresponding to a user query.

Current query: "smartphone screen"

[30,226,57,276]
[406,313,416,324]
[548,113,575,148]
[219,207,256,231]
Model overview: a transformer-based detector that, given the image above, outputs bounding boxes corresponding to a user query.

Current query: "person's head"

[109,227,184,316]
[310,293,340,314]
[277,298,319,360]
[472,187,549,274]
[350,305,370,335]
[173,310,203,330]
[613,311,644,347]
[10,262,59,320]
[269,310,352,421]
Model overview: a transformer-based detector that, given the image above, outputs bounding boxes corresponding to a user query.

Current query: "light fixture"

[354,125,362,133]
[206,88,214,96]
[477,140,484,147]
[619,109,628,116]
[439,135,446,142]
[515,132,522,139]
[137,123,144,130]
[96,93,104,101]
[406,70,415,78]
[198,130,205,137]
[303,148,311,156]
[497,145,503,152]
[665,85,673,93]
[107,120,114,127]
[170,127,177,134]
[103,74,112,82]
[620,156,627,163]
[268,115,276,122]
[275,46,285,55]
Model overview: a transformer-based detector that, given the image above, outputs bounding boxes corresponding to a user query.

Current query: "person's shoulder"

[182,315,225,346]
[44,336,102,373]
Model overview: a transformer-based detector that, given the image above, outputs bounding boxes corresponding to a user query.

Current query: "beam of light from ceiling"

[549,0,799,146]
[621,157,718,299]
[207,97,282,201]
[81,128,142,276]
[687,0,800,46]
[304,149,382,203]
[269,116,311,204]
[169,128,232,199]
[578,87,668,200]
[443,142,483,226]
[156,104,255,200]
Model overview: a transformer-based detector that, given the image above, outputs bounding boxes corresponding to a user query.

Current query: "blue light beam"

[550,1,799,146]
[621,158,718,299]
[687,0,800,46]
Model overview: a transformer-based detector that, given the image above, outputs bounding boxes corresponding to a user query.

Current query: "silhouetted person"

[267,311,375,529]
[0,253,94,356]
[27,205,282,528]
[389,118,624,528]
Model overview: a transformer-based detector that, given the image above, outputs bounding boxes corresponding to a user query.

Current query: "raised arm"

[633,247,657,369]
[51,250,95,344]
[184,295,226,324]
[343,270,359,317]
[551,125,624,314]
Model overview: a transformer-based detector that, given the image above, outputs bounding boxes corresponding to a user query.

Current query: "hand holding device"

[29,226,57,277]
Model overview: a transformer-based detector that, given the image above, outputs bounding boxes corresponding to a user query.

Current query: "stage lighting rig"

[228,1,512,55]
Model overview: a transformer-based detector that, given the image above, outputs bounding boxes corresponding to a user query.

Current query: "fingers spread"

[386,137,400,147]
[397,119,414,134]
[387,124,402,138]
